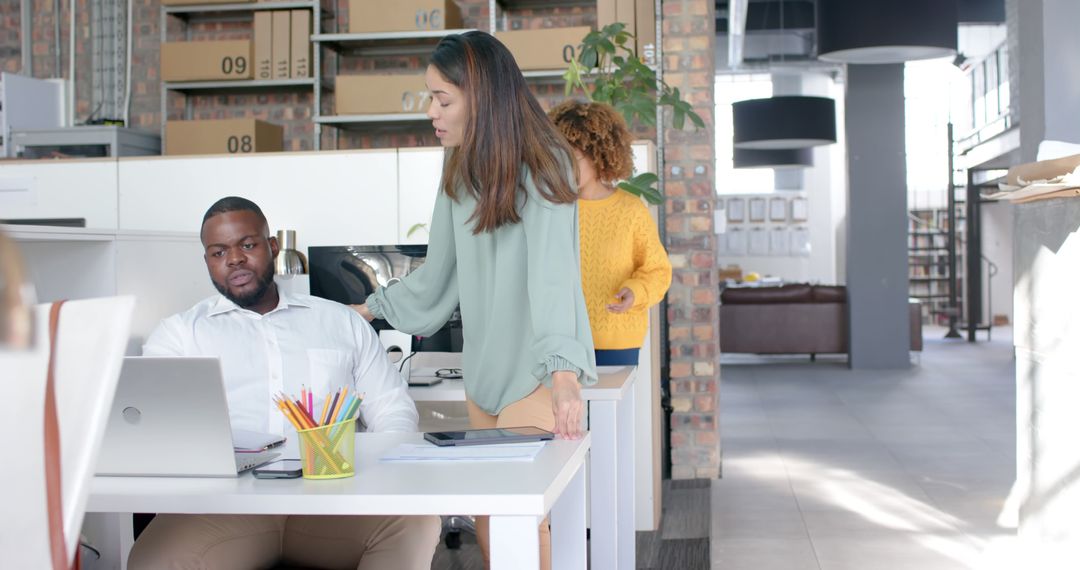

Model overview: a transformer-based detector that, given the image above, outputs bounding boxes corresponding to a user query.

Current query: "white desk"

[408,365,637,570]
[88,432,589,570]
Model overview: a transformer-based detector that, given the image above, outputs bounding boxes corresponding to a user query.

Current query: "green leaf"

[617,176,663,205]
[406,223,428,238]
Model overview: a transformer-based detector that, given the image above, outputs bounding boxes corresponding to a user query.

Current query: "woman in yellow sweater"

[550,101,673,365]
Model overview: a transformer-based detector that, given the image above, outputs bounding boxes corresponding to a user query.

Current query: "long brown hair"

[430,31,577,234]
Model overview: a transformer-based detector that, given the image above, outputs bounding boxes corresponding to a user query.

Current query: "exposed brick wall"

[661,0,719,480]
[1,1,23,73]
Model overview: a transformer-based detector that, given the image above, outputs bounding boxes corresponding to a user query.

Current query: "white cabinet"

[117,150,400,253]
[397,147,444,245]
[0,158,118,228]
[6,225,214,353]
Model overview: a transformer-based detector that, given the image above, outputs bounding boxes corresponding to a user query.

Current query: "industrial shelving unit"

[159,0,324,147]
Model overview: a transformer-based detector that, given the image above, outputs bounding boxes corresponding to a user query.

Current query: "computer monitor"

[308,245,462,352]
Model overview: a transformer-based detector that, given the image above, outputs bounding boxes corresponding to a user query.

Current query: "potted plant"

[563,23,705,204]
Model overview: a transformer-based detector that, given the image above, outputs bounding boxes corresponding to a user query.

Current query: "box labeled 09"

[348,0,462,34]
[165,119,283,156]
[161,41,253,82]
[335,75,431,115]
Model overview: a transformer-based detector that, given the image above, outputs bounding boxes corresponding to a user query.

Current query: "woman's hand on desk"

[551,371,584,440]
[350,304,374,322]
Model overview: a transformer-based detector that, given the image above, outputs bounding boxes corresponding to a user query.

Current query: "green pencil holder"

[297,418,356,479]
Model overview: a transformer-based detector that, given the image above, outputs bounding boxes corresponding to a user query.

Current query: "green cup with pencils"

[275,387,363,480]
[297,418,356,479]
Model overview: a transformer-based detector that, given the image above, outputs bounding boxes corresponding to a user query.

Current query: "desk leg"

[588,399,618,569]
[84,512,135,569]
[551,462,587,570]
[617,386,636,569]
[489,515,541,570]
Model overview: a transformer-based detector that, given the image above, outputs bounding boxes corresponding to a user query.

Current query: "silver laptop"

[97,357,280,477]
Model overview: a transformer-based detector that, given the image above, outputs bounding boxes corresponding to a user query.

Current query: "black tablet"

[423,426,555,447]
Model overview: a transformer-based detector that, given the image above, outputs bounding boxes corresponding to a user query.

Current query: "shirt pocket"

[306,349,354,403]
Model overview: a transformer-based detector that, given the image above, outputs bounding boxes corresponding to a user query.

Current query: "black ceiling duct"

[732,96,837,149]
[817,0,958,64]
[734,148,813,169]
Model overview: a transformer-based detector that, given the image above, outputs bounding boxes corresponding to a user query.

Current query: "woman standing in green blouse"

[353,31,596,570]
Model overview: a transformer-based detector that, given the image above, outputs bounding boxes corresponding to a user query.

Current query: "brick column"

[661,0,718,480]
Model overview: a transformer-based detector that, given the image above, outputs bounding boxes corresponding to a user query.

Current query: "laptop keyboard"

[235,451,280,473]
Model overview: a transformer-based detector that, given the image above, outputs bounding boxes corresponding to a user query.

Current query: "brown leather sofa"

[719,284,922,357]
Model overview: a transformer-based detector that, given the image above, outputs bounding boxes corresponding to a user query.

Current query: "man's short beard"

[213,264,275,308]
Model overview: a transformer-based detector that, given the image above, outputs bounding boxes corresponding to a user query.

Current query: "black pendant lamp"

[732,96,837,150]
[818,0,958,64]
[734,148,813,169]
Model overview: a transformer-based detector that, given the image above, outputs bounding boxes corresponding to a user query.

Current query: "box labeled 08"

[165,119,283,156]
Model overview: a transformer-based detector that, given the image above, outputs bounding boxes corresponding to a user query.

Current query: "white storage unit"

[4,225,213,352]
[117,149,401,252]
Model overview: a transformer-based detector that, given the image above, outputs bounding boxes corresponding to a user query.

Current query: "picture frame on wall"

[790,226,811,256]
[726,198,745,223]
[791,197,809,222]
[769,197,787,222]
[770,227,789,255]
[748,197,766,222]
[748,227,769,255]
[726,227,747,256]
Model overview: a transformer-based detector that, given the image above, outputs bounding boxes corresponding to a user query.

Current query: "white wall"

[981,201,1014,324]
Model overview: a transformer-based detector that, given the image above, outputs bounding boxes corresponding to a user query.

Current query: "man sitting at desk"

[129,196,440,570]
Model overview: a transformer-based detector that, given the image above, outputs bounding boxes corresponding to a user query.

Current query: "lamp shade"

[818,0,958,64]
[734,148,813,169]
[732,96,837,149]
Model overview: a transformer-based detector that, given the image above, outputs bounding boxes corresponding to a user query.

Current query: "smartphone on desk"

[423,426,554,447]
[253,459,303,479]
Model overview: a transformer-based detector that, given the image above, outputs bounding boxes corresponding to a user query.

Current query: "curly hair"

[549,100,634,184]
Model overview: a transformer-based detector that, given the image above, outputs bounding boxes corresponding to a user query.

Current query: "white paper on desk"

[380,441,546,462]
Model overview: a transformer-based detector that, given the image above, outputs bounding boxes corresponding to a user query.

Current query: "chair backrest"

[0,296,135,568]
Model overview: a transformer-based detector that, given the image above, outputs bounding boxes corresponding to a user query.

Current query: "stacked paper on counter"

[986,153,1080,203]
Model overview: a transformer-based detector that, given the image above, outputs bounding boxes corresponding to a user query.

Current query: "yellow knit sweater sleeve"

[623,197,673,312]
[578,191,673,350]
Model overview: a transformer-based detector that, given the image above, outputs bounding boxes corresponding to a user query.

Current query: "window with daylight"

[715,74,774,196]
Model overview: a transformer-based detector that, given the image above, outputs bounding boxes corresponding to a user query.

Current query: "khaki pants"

[128,513,440,570]
[466,384,555,570]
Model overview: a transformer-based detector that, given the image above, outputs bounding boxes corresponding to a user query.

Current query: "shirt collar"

[208,285,312,317]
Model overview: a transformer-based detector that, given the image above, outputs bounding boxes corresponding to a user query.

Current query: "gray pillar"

[845,64,910,369]
[1013,0,1080,161]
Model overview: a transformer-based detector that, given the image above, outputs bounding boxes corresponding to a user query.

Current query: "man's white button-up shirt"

[143,290,418,440]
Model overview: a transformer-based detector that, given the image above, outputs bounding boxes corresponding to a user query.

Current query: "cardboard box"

[161,0,251,5]
[616,0,636,43]
[161,41,253,82]
[635,0,656,65]
[495,27,591,71]
[335,75,429,115]
[272,11,291,79]
[165,119,283,156]
[254,12,273,80]
[598,0,616,30]
[290,10,311,78]
[348,0,462,34]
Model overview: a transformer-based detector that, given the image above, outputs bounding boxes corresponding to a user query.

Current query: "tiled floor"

[712,327,1020,570]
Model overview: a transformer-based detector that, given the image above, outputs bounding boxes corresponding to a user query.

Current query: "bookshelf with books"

[908,205,966,325]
